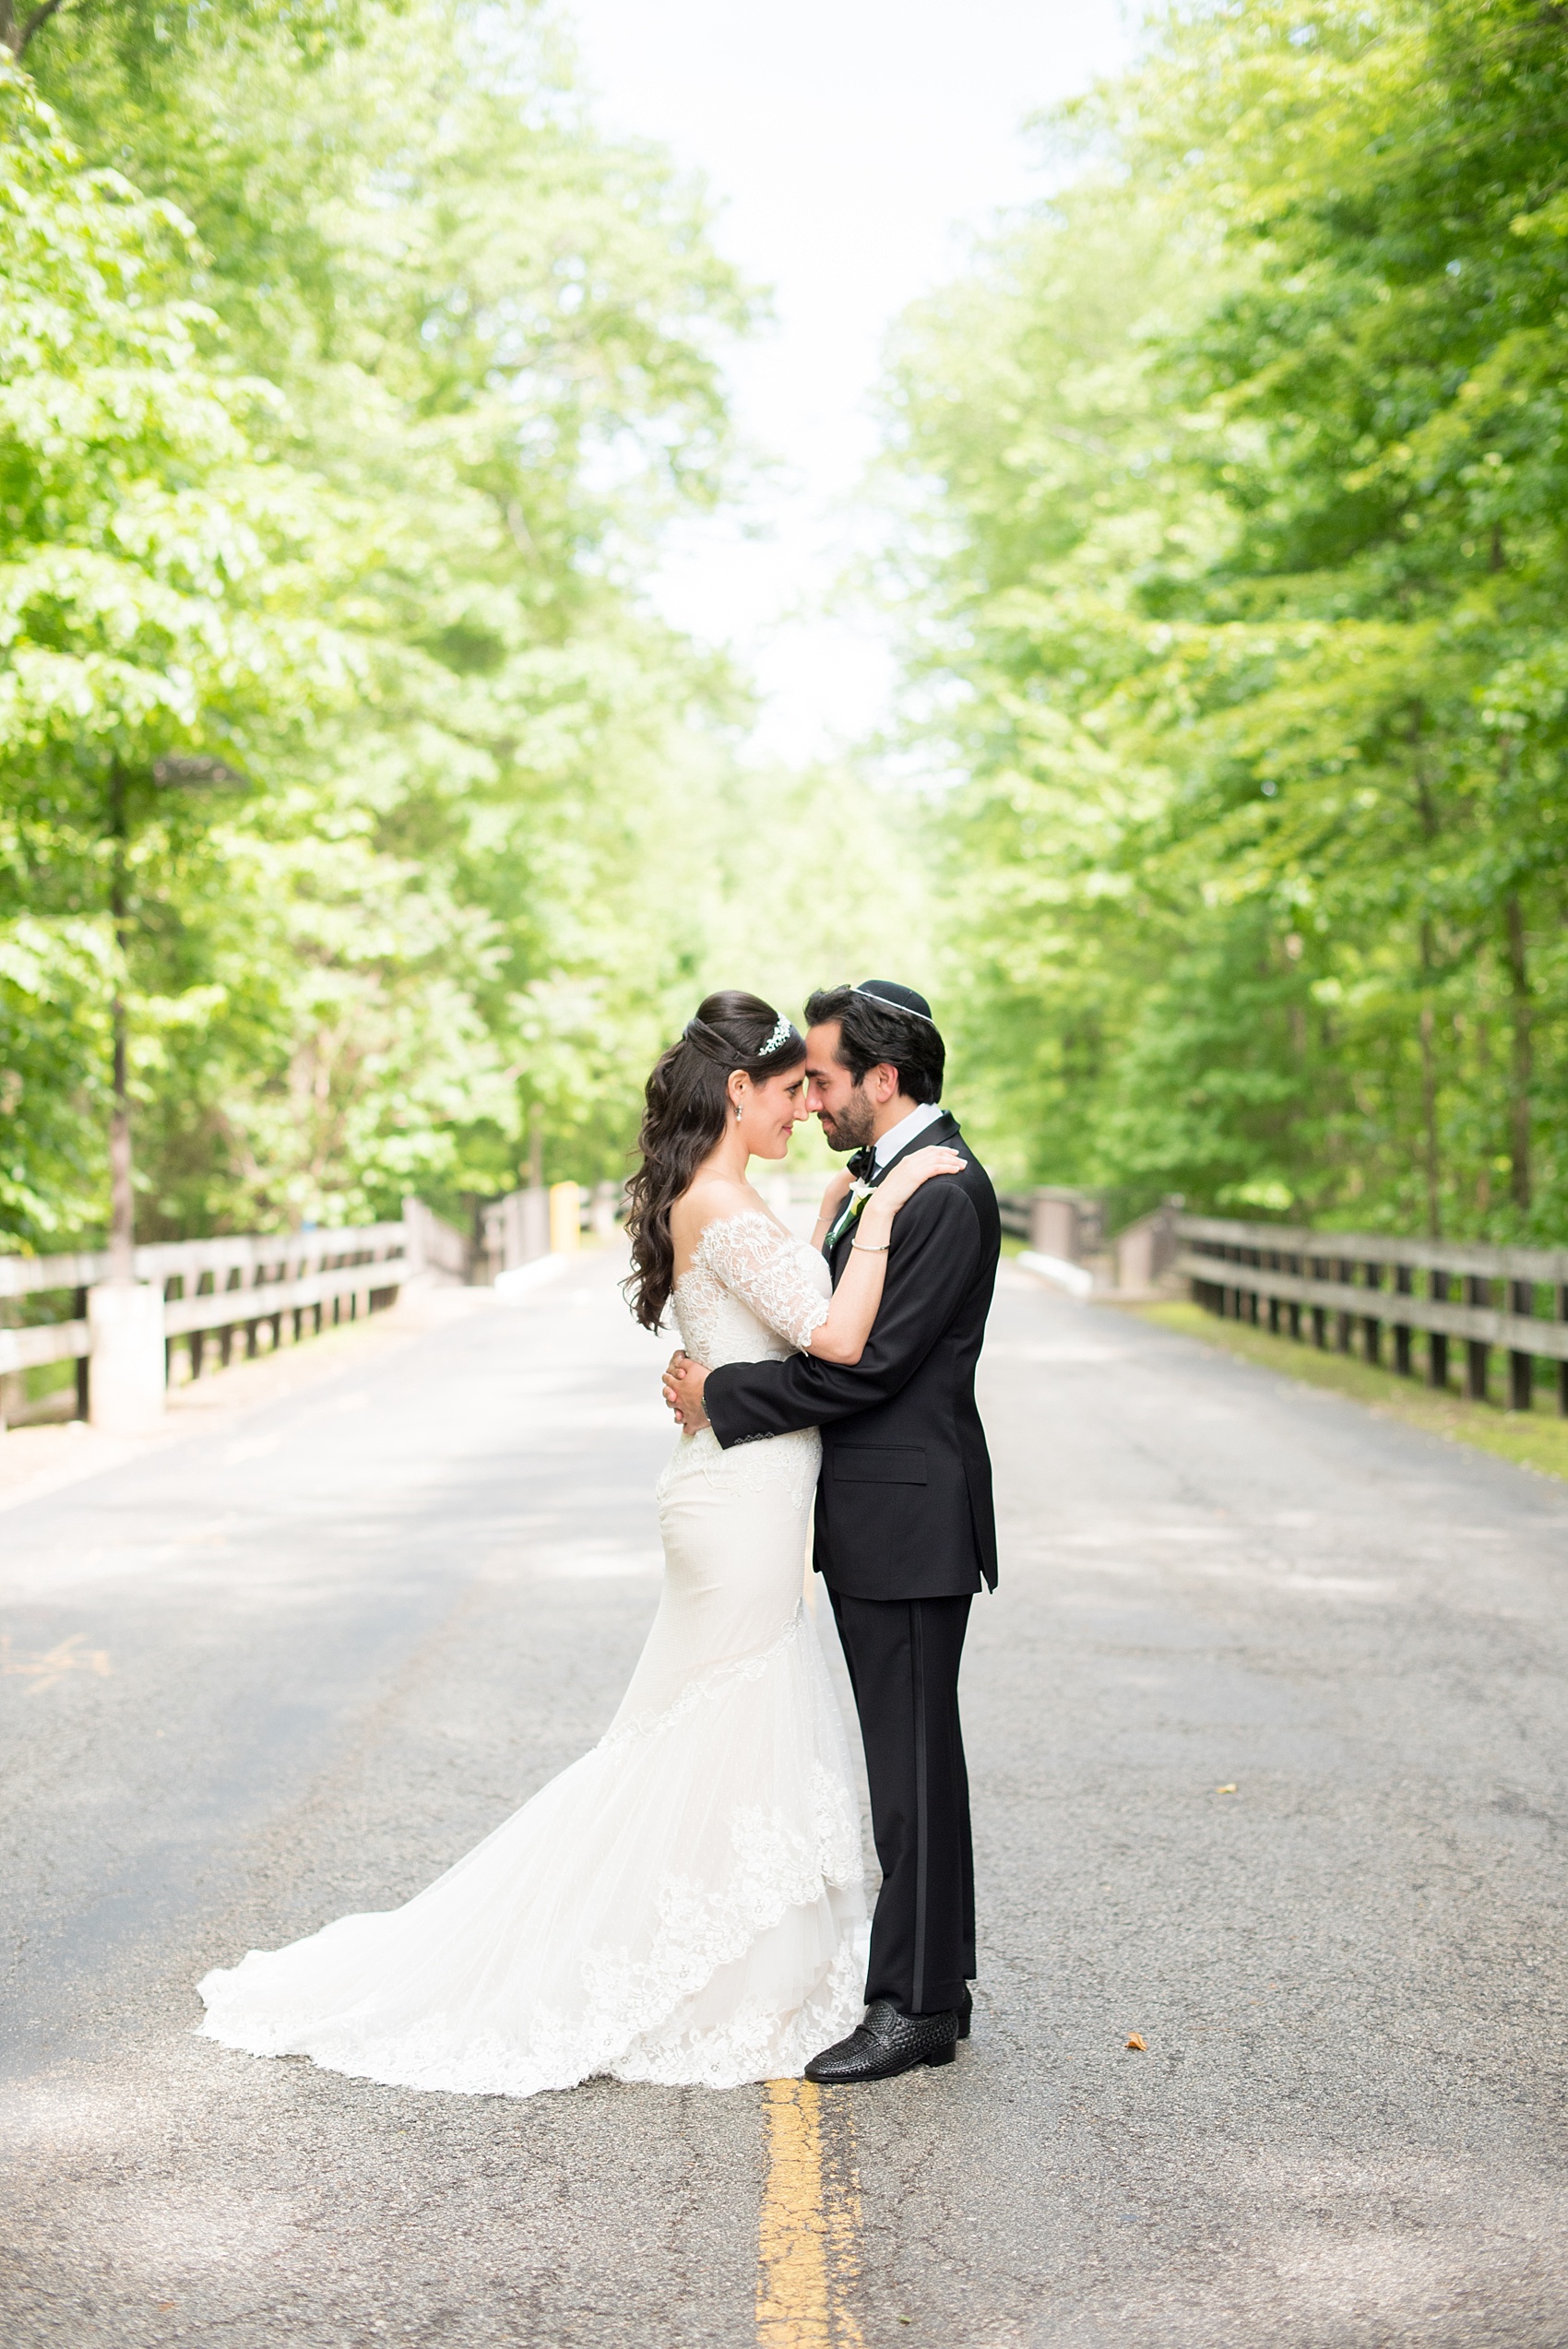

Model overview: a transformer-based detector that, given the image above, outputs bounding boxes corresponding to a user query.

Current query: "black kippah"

[853,979,937,1026]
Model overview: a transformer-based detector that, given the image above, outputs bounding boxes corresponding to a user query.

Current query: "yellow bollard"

[548,1180,580,1254]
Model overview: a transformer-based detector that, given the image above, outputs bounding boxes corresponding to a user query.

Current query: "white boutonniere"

[826,1177,875,1249]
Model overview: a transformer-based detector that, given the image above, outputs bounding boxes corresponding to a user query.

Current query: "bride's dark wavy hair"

[624,990,805,1332]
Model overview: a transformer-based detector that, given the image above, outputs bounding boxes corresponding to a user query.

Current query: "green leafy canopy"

[887,0,1568,1241]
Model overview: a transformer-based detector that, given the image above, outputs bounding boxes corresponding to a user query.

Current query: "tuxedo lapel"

[825,1110,963,1275]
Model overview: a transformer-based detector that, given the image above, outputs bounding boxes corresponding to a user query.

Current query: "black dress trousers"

[828,1589,975,2016]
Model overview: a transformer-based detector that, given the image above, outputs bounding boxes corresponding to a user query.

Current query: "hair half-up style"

[624,990,805,1331]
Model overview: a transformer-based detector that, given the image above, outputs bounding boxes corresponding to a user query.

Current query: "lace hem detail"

[196,1739,867,2097]
[200,1931,868,2098]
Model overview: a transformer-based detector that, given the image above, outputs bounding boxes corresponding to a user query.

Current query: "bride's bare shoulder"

[670,1175,764,1254]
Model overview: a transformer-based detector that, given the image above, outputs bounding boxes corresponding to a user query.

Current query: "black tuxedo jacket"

[704,1110,1001,1602]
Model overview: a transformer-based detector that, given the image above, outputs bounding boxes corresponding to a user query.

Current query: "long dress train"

[196,1213,868,2095]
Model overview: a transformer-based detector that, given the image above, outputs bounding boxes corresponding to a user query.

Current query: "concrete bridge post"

[87,1279,165,1433]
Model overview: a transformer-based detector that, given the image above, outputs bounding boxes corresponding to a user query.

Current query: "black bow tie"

[846,1145,876,1182]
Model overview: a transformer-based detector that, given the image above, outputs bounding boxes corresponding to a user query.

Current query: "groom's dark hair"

[805,982,944,1105]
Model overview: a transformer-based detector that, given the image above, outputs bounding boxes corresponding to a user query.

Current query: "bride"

[197,991,960,2095]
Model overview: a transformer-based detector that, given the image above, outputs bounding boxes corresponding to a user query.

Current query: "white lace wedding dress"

[196,1213,868,2096]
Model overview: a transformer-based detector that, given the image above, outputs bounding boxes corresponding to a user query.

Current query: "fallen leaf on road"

[1215,1784,1237,1794]
[1125,2035,1146,2051]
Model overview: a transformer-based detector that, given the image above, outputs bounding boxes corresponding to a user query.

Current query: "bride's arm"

[677,1154,961,1383]
[805,1146,963,1365]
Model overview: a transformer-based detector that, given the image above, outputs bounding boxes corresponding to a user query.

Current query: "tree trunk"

[1412,744,1442,1240]
[1504,895,1531,1215]
[1420,1002,1441,1240]
[108,763,136,1284]
[0,0,69,58]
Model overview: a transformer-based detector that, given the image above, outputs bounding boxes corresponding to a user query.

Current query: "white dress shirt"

[873,1100,946,1171]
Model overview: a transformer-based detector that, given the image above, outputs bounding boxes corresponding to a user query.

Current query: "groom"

[663,981,1000,2082]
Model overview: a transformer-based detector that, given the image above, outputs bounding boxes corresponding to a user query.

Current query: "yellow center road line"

[756,2078,865,2347]
[0,1631,111,1693]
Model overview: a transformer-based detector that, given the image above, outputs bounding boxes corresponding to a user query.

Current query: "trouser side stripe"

[909,1600,929,2015]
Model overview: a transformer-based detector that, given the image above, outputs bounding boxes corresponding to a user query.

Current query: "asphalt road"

[3,1252,1567,2347]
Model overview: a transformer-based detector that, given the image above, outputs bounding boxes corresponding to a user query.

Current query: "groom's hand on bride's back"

[662,1348,711,1430]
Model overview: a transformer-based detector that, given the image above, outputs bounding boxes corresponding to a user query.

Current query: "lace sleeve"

[693,1214,830,1352]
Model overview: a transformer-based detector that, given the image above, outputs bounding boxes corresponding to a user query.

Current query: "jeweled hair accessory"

[682,1012,800,1064]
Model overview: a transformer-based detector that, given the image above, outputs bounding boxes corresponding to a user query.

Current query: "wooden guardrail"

[0,1218,417,1424]
[0,1183,633,1428]
[997,1187,1106,1255]
[998,1189,1182,1295]
[474,1180,624,1284]
[1178,1214,1568,1414]
[0,1250,97,1402]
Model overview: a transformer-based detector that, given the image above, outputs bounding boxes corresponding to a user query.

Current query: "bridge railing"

[473,1180,624,1283]
[0,1197,489,1433]
[0,1219,420,1400]
[0,1183,639,1432]
[997,1189,1183,1296]
[1176,1213,1568,1414]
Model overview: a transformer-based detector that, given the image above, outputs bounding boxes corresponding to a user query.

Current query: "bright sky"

[566,0,1133,763]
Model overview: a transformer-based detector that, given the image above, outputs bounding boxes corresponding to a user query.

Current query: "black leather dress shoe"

[804,1999,960,2083]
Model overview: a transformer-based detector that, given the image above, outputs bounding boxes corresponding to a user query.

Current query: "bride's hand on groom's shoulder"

[877,1145,965,1211]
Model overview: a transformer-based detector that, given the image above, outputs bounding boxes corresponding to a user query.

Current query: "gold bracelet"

[850,1238,890,1252]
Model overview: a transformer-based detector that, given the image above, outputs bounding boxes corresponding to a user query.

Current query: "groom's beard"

[816,1087,876,1155]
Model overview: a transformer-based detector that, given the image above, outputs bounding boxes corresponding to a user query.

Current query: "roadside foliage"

[0,0,922,1250]
[889,0,1568,1240]
[9,0,1565,1260]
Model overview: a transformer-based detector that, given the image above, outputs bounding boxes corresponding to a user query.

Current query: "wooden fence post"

[1466,1275,1490,1401]
[1362,1260,1383,1366]
[1508,1277,1534,1412]
[74,1286,89,1418]
[1429,1269,1449,1392]
[1393,1263,1413,1375]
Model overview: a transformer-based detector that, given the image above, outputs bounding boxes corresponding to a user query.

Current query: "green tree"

[0,59,344,1245]
[888,0,1568,1240]
[4,1,774,1245]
